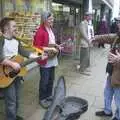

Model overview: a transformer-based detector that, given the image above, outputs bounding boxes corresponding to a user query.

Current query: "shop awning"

[52,0,81,7]
[101,0,113,9]
[93,0,113,9]
[53,0,113,9]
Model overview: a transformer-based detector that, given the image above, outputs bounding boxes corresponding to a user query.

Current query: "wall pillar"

[112,0,120,18]
[83,0,93,16]
[83,0,89,15]
[108,9,112,31]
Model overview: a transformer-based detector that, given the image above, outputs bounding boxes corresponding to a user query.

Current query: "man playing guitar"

[0,17,45,120]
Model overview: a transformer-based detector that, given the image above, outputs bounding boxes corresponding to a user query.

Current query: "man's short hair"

[0,17,15,33]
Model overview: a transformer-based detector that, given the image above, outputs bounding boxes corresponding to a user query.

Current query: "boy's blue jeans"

[4,77,22,120]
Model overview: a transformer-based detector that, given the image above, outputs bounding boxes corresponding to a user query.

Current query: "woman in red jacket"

[33,11,60,108]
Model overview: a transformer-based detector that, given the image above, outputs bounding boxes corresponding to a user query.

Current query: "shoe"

[80,71,90,76]
[0,92,4,100]
[112,117,118,120]
[46,96,53,101]
[16,115,24,120]
[39,99,52,109]
[85,68,91,72]
[76,65,80,70]
[0,95,4,100]
[95,111,113,117]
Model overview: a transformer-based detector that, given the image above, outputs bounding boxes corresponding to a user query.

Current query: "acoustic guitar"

[0,55,42,88]
[47,39,73,58]
[33,39,73,59]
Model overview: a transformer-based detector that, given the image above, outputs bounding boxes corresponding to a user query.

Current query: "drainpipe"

[83,0,93,16]
[108,9,112,30]
[12,0,16,11]
[0,0,4,18]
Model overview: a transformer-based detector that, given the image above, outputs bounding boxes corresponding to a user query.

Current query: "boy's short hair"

[0,17,15,33]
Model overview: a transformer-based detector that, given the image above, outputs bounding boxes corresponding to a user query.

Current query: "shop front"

[0,0,45,49]
[0,0,80,56]
[52,1,81,56]
[4,0,44,16]
[0,0,114,57]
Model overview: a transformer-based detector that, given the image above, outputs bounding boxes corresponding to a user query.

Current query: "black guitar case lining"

[43,76,88,120]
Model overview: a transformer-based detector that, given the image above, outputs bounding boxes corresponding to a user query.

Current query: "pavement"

[0,45,116,120]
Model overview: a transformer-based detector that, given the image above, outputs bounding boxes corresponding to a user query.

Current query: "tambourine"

[93,34,118,44]
[47,44,59,59]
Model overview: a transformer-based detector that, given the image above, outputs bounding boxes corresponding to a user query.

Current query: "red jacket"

[33,24,49,65]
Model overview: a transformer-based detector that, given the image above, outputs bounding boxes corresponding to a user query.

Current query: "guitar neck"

[20,55,42,67]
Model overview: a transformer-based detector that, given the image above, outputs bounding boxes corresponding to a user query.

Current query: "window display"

[3,0,44,48]
[52,3,75,55]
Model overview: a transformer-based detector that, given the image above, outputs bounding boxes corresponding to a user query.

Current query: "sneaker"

[46,96,53,101]
[80,71,90,76]
[39,99,52,109]
[112,117,118,120]
[16,115,24,120]
[95,111,113,117]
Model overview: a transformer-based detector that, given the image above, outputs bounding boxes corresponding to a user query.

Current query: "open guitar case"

[43,76,88,120]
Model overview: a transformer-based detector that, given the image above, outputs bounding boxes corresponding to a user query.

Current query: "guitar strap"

[0,35,23,45]
[0,35,21,48]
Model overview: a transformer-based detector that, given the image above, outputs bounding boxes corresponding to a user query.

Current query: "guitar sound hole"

[9,70,19,78]
[38,53,41,56]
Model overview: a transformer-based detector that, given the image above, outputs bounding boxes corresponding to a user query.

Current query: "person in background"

[33,11,61,109]
[0,29,2,36]
[78,11,94,75]
[0,29,4,99]
[97,15,109,48]
[0,17,41,120]
[95,17,120,120]
[111,18,119,33]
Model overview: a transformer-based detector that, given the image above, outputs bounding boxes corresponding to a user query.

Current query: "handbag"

[47,44,59,59]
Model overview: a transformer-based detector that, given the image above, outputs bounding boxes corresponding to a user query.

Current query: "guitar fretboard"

[20,55,42,67]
